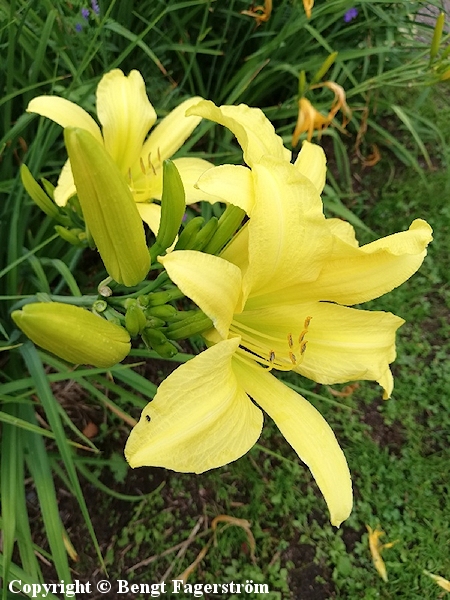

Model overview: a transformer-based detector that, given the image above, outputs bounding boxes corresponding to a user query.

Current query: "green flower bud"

[144,304,177,320]
[12,302,131,367]
[188,217,219,251]
[21,164,67,224]
[125,302,147,337]
[174,216,204,250]
[165,311,213,340]
[150,160,186,261]
[54,226,87,247]
[141,328,178,358]
[203,204,245,255]
[64,127,150,286]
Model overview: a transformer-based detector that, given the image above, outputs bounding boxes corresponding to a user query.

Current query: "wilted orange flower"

[292,81,352,146]
[367,525,398,582]
[303,0,314,19]
[241,0,272,25]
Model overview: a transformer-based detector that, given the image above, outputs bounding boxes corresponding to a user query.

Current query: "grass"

[1,0,450,598]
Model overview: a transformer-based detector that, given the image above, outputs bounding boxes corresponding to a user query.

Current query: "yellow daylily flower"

[125,103,431,527]
[27,69,213,227]
[303,0,314,19]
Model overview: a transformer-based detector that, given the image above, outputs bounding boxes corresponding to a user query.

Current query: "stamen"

[300,341,308,355]
[147,153,157,175]
[304,316,313,328]
[289,351,297,365]
[287,333,294,348]
[140,157,146,174]
[127,168,132,182]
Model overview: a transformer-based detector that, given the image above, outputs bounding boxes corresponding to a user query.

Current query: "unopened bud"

[64,127,150,286]
[12,302,131,367]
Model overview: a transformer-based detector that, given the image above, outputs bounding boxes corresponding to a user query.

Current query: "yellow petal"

[293,140,327,194]
[26,96,102,143]
[96,69,157,175]
[160,250,242,339]
[300,219,433,305]
[233,356,352,526]
[54,159,76,207]
[195,164,255,213]
[171,157,215,204]
[244,157,331,303]
[125,338,263,472]
[294,302,403,398]
[137,202,162,236]
[186,100,291,166]
[140,96,204,170]
[327,217,358,247]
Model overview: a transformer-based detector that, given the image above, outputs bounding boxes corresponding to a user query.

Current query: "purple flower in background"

[344,7,358,23]
[91,0,100,15]
[75,22,83,32]
[81,7,90,19]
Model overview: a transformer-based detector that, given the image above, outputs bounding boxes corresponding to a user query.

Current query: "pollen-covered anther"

[289,351,297,365]
[287,333,294,348]
[301,341,308,355]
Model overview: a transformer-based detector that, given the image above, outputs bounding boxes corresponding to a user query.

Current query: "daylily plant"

[27,69,213,231]
[125,102,432,527]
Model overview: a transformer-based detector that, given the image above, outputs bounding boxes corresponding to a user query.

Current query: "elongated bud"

[64,127,150,286]
[430,12,445,64]
[125,301,147,336]
[150,160,186,261]
[141,328,178,358]
[165,311,213,340]
[21,165,67,224]
[311,51,338,84]
[174,216,204,250]
[144,304,177,319]
[203,205,245,255]
[12,302,131,367]
[54,226,87,247]
[188,217,219,251]
[146,288,185,306]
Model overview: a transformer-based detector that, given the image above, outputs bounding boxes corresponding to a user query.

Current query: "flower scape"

[15,69,432,528]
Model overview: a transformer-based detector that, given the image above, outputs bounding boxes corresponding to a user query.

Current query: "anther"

[304,316,313,329]
[287,333,294,348]
[269,350,276,363]
[299,329,307,344]
[300,341,308,355]
[289,351,297,365]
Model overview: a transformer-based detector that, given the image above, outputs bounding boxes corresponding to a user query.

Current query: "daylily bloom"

[125,101,431,526]
[27,69,213,231]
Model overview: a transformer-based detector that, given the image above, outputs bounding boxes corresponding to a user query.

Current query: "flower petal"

[236,302,403,398]
[140,96,204,169]
[137,202,162,236]
[125,338,263,473]
[26,96,102,142]
[186,100,291,167]
[244,157,331,303]
[96,69,157,174]
[300,219,433,305]
[233,357,352,527]
[195,164,255,212]
[160,250,242,339]
[294,140,327,194]
[295,302,403,398]
[172,157,215,204]
[54,159,76,206]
